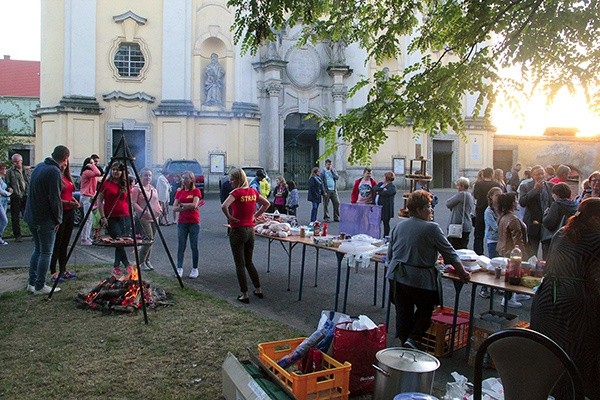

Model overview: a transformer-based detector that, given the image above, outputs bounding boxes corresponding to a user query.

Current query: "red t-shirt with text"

[230,187,257,228]
[175,188,202,224]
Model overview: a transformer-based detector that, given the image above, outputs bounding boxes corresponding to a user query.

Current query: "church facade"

[35,0,495,189]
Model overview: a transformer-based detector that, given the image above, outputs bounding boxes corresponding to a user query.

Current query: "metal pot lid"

[376,347,440,373]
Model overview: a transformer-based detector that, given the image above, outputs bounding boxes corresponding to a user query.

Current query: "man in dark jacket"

[24,145,70,295]
[519,165,554,258]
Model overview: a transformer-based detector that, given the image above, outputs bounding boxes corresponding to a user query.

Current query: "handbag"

[448,192,467,238]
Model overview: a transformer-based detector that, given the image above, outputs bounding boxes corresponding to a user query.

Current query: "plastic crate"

[258,338,351,400]
[468,321,531,367]
[421,306,470,357]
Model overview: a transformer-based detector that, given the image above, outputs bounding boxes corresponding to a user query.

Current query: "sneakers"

[501,297,522,308]
[63,271,77,279]
[140,263,152,271]
[81,239,93,246]
[33,285,61,295]
[0,239,8,245]
[403,338,421,350]
[113,266,123,276]
[478,288,490,298]
[189,268,199,279]
[176,268,184,278]
[145,261,155,271]
[51,273,65,283]
[515,294,531,301]
[26,284,35,293]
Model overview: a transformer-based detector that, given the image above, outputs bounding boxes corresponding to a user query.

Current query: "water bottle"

[322,222,328,236]
[508,245,522,285]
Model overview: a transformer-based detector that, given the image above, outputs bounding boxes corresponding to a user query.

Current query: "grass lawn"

[0,266,302,399]
[3,214,31,238]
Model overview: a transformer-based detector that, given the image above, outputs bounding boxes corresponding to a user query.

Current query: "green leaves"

[229,0,600,165]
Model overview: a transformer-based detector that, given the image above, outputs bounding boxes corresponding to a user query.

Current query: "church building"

[35,0,495,189]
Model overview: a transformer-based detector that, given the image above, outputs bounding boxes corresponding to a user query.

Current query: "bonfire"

[77,266,169,312]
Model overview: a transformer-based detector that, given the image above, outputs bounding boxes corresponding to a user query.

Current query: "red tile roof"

[0,56,40,97]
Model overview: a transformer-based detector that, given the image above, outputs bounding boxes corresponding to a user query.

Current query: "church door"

[283,113,319,189]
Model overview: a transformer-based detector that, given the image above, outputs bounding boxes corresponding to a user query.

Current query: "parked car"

[71,173,85,227]
[162,159,205,197]
[219,166,270,192]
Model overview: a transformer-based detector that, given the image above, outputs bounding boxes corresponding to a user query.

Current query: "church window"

[114,43,145,77]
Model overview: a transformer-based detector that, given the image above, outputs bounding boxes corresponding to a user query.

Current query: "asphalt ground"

[0,188,532,394]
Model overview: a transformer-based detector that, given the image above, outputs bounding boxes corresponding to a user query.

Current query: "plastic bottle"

[277,329,325,369]
[508,245,522,285]
[322,222,328,236]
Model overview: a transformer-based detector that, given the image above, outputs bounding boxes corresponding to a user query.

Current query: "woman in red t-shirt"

[173,171,203,279]
[49,161,80,282]
[97,162,131,275]
[221,168,270,303]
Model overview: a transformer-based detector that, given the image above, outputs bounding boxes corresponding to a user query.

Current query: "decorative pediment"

[103,91,155,103]
[113,11,147,25]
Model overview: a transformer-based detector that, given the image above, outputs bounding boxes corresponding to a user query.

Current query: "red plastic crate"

[421,306,470,357]
[258,338,351,399]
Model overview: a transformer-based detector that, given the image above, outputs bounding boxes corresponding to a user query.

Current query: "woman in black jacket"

[307,167,325,222]
[373,171,397,237]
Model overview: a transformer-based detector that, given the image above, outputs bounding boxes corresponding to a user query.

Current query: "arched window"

[114,43,145,77]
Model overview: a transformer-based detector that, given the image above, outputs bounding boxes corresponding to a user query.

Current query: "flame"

[82,265,156,310]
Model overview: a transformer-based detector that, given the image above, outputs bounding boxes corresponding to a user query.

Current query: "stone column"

[61,0,99,108]
[327,66,352,174]
[253,58,287,174]
[265,82,282,172]
[156,0,194,113]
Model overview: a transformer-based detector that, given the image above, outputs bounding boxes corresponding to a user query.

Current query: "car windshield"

[169,162,202,174]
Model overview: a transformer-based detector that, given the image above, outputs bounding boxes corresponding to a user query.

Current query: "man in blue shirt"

[320,159,340,222]
[24,145,71,295]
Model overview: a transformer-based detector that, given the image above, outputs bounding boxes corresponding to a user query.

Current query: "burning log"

[77,269,168,312]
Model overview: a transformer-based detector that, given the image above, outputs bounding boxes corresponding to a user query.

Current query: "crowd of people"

[5,151,598,398]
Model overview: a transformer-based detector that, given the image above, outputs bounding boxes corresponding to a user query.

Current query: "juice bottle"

[508,245,522,285]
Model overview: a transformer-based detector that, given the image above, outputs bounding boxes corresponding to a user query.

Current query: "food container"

[373,348,440,399]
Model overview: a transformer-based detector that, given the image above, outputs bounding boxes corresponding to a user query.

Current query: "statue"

[204,53,225,106]
[328,39,346,65]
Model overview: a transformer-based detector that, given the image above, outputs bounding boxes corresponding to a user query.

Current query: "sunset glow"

[491,88,600,137]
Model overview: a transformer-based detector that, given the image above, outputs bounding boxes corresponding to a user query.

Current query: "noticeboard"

[209,153,225,174]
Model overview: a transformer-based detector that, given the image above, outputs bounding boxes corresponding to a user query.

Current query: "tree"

[228,0,600,164]
[0,97,34,164]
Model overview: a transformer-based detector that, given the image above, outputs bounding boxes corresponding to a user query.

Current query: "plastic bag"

[333,318,387,395]
[316,310,351,354]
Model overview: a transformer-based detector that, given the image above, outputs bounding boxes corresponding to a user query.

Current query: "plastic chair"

[473,328,585,400]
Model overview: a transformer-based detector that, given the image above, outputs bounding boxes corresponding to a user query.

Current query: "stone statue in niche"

[204,53,225,106]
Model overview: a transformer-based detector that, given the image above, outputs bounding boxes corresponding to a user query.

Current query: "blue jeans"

[0,204,7,242]
[28,220,57,290]
[310,201,320,222]
[177,222,199,269]
[487,241,499,258]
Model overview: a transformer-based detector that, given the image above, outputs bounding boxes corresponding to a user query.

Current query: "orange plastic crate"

[258,337,351,400]
[421,306,470,357]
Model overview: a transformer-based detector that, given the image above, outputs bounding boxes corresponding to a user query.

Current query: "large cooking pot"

[372,347,440,400]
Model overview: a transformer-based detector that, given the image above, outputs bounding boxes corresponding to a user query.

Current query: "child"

[286,180,299,216]
[272,176,289,214]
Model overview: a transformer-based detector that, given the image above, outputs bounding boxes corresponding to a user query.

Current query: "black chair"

[473,328,585,400]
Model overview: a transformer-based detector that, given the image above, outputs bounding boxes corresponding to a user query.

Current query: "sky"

[0,0,598,136]
[0,0,41,61]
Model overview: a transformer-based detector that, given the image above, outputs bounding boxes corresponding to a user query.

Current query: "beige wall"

[494,134,600,178]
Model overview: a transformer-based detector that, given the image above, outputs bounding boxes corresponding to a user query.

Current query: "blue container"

[394,393,439,400]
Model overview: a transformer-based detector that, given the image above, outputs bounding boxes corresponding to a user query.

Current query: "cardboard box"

[222,352,291,400]
[474,310,519,332]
